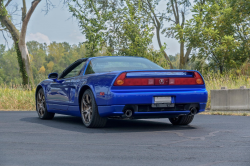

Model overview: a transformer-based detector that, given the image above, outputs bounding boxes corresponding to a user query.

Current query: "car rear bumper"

[108,88,207,104]
[98,88,207,118]
[98,103,207,118]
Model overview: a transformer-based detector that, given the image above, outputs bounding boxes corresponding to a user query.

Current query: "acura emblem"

[159,79,164,84]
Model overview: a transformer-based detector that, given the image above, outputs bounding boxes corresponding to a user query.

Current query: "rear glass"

[85,57,164,74]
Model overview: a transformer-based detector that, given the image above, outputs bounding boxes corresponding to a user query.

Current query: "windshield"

[85,57,164,74]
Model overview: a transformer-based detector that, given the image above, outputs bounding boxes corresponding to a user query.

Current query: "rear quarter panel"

[80,72,119,106]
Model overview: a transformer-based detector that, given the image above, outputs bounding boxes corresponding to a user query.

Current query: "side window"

[63,61,86,79]
[85,61,95,75]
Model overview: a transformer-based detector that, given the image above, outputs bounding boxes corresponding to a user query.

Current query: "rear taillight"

[113,72,204,86]
[194,72,204,84]
[113,73,126,86]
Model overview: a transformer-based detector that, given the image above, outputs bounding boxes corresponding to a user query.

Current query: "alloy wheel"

[81,94,93,124]
[37,92,45,117]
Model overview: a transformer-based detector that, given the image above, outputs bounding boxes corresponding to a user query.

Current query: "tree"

[113,0,154,57]
[69,0,157,61]
[165,0,192,69]
[69,0,106,57]
[0,44,5,57]
[185,0,249,73]
[138,0,173,68]
[0,41,92,85]
[47,61,54,72]
[137,0,194,69]
[0,46,22,84]
[69,0,199,69]
[229,0,250,63]
[38,66,45,74]
[0,0,41,85]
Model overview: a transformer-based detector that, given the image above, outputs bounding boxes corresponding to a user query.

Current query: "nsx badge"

[159,79,164,84]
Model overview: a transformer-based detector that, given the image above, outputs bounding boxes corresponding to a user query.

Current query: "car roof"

[85,56,146,61]
[76,56,146,64]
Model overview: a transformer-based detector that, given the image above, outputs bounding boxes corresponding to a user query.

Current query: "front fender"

[35,80,53,105]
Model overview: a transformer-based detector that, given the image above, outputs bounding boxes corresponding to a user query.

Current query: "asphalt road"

[0,111,250,166]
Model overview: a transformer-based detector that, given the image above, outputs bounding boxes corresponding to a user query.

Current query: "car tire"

[36,88,55,120]
[81,89,107,128]
[169,115,194,125]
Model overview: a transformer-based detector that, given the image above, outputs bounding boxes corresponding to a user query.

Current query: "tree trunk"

[156,26,173,69]
[0,2,29,84]
[179,41,184,69]
[146,0,173,69]
[19,0,41,85]
[184,46,192,66]
[0,14,28,84]
[15,41,29,84]
[0,9,19,42]
[0,0,40,85]
[219,65,223,74]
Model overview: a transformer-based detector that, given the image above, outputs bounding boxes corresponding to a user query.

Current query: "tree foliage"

[0,42,86,85]
[1,0,250,87]
[0,41,170,85]
[0,0,42,85]
[69,0,158,58]
[185,0,250,73]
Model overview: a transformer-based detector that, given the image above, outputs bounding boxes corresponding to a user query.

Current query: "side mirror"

[48,73,58,81]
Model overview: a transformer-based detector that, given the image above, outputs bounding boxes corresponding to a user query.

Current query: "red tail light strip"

[114,72,204,86]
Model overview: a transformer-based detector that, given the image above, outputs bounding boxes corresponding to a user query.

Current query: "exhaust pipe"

[189,107,197,116]
[124,109,133,118]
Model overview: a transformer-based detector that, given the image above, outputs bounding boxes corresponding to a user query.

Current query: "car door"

[46,59,87,111]
[68,61,88,105]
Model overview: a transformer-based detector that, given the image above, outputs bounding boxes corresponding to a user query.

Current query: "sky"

[0,0,188,56]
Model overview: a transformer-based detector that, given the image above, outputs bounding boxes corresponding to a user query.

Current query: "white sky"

[0,0,193,56]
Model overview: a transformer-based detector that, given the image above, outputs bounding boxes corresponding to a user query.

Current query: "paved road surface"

[0,111,249,166]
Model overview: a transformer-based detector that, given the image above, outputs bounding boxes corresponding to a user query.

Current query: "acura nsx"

[35,56,208,128]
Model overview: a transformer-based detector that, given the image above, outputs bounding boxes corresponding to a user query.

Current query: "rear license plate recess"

[152,96,174,108]
[154,96,171,103]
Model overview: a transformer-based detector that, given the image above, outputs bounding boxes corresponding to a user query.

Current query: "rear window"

[85,57,164,74]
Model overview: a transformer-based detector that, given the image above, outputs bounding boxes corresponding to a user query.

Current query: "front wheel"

[169,115,194,125]
[36,89,55,119]
[81,89,107,128]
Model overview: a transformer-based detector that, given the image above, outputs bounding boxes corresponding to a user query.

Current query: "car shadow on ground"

[21,115,197,133]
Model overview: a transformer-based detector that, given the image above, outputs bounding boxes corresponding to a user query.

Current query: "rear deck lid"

[113,70,204,86]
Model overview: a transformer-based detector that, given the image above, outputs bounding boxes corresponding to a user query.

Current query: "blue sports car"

[35,56,208,128]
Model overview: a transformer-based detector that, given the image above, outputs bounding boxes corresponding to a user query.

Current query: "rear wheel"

[36,89,55,119]
[81,89,107,128]
[169,115,194,125]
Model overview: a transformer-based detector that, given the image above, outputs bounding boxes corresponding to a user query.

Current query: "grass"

[200,111,250,116]
[0,73,250,116]
[0,84,35,110]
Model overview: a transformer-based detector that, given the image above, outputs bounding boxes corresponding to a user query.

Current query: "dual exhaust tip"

[124,107,197,118]
[124,109,133,118]
[189,107,197,116]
